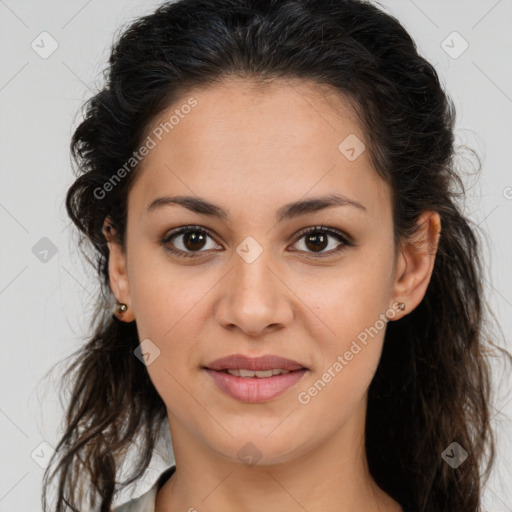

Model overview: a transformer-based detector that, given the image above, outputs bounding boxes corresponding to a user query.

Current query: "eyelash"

[161,224,353,260]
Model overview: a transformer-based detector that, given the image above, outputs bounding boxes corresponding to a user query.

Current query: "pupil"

[306,233,327,252]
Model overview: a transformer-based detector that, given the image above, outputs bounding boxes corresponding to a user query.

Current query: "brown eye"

[161,226,221,258]
[291,226,352,257]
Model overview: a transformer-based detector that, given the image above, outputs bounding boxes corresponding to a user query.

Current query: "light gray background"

[1,1,511,510]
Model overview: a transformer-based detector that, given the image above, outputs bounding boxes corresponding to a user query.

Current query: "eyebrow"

[146,193,367,221]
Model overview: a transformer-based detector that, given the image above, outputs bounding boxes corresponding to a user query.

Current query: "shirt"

[112,465,176,512]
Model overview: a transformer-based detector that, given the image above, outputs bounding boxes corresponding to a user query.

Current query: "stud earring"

[397,302,405,311]
[114,302,128,315]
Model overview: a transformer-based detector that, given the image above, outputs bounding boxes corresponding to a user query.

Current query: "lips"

[204,367,308,403]
[204,353,307,372]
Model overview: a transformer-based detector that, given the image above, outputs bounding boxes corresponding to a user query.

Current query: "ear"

[102,217,135,322]
[389,210,441,320]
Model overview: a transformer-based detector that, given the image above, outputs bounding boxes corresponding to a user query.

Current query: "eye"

[161,225,221,259]
[290,225,353,257]
[161,224,353,259]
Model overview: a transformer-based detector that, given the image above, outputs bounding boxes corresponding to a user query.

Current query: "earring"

[386,302,406,321]
[114,302,128,315]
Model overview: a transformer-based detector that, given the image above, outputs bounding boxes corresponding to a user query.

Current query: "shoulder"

[112,465,176,512]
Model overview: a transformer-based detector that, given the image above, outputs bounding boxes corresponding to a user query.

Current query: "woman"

[42,0,511,511]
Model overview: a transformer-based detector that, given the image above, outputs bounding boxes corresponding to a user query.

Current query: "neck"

[156,400,402,512]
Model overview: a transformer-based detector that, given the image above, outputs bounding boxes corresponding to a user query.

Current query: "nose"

[214,248,294,337]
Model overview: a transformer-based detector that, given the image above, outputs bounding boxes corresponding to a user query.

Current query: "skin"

[104,77,441,512]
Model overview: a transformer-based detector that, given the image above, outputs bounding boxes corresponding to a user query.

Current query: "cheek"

[292,243,393,402]
[127,253,218,381]
[297,255,392,344]
[127,244,206,334]
[131,270,207,410]
[296,295,388,421]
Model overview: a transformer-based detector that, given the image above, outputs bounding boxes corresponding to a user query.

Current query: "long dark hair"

[42,0,511,510]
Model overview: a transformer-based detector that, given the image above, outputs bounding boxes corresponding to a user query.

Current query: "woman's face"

[107,77,431,466]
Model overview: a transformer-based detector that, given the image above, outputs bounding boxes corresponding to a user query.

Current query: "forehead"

[128,77,389,221]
